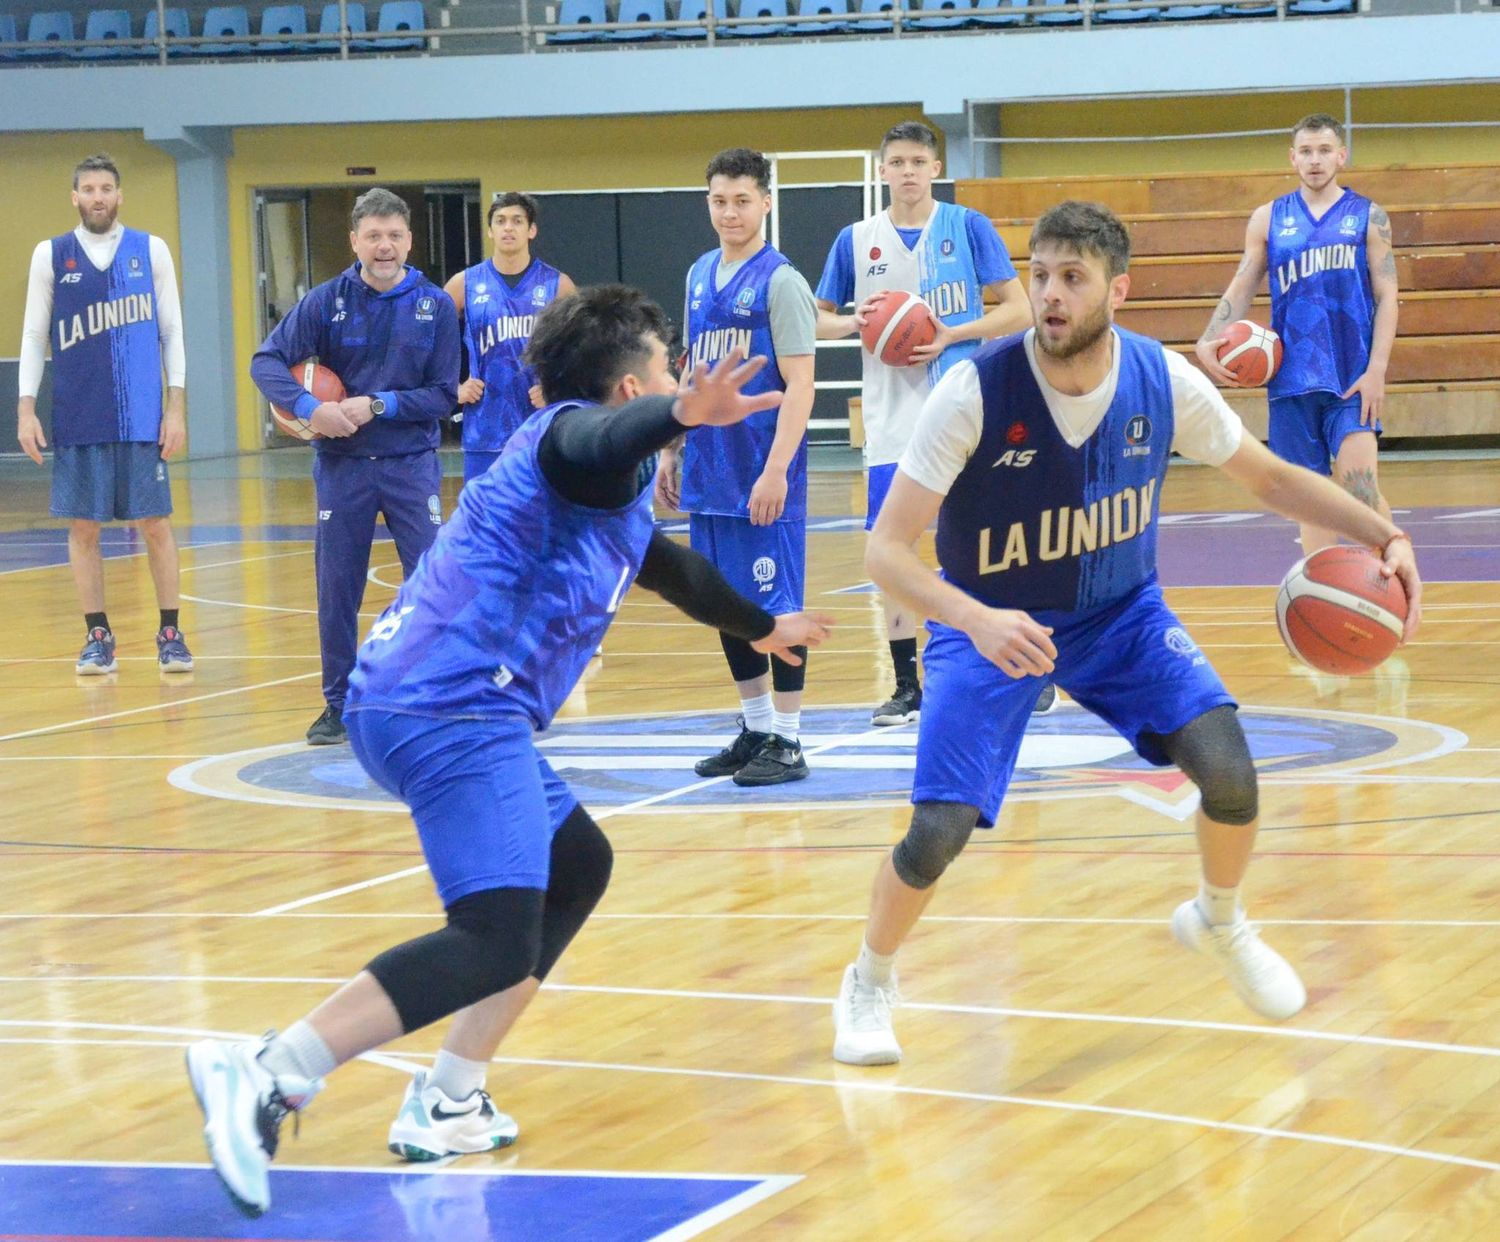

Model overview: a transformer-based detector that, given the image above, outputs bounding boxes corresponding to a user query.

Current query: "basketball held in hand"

[271,360,347,441]
[1215,320,1283,387]
[860,291,938,367]
[1277,545,1407,675]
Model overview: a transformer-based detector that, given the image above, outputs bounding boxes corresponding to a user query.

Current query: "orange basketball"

[1215,319,1283,387]
[270,360,346,442]
[1276,546,1407,675]
[860,290,937,367]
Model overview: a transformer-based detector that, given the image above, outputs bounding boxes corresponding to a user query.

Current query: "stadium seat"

[607,0,666,39]
[797,0,850,31]
[670,0,729,37]
[309,2,372,50]
[550,0,606,41]
[258,5,310,52]
[79,9,132,56]
[971,0,1026,24]
[851,0,911,31]
[197,6,252,54]
[24,10,75,56]
[1095,0,1158,20]
[0,14,17,60]
[375,0,425,48]
[1160,3,1224,16]
[727,0,790,35]
[1033,0,1082,24]
[911,0,971,27]
[143,5,191,52]
[1290,0,1354,11]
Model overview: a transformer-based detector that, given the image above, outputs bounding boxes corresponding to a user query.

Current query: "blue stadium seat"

[375,0,425,48]
[143,5,191,52]
[550,0,605,41]
[797,0,850,31]
[971,0,1026,24]
[258,4,310,51]
[310,2,370,49]
[728,0,790,35]
[1290,0,1353,11]
[1095,0,1158,21]
[608,0,665,39]
[1160,3,1224,16]
[1033,0,1082,24]
[670,0,728,37]
[24,10,76,56]
[80,9,132,57]
[0,14,17,60]
[851,0,911,31]
[911,0,971,27]
[198,6,252,54]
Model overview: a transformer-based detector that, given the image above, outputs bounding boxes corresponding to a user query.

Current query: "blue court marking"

[0,1160,793,1241]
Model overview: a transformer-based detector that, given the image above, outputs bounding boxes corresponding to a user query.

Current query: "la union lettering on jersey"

[1275,243,1360,295]
[689,326,754,368]
[56,292,155,352]
[926,280,969,319]
[473,313,538,358]
[976,479,1159,574]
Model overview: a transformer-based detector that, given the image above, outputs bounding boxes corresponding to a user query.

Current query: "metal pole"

[156,0,167,64]
[339,0,350,59]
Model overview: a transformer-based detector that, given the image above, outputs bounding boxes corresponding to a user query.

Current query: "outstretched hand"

[751,611,836,665]
[673,351,782,429]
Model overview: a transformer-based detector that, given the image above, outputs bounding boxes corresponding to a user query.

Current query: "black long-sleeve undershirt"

[537,395,776,644]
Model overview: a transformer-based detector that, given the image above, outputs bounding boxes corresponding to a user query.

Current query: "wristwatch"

[369,397,387,417]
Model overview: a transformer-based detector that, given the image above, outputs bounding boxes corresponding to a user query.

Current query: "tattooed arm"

[1195,202,1272,386]
[1345,202,1400,426]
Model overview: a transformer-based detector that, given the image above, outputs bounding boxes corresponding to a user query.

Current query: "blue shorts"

[463,450,504,484]
[689,513,805,615]
[1268,392,1380,476]
[50,442,172,521]
[865,462,898,532]
[345,708,579,905]
[913,577,1236,826]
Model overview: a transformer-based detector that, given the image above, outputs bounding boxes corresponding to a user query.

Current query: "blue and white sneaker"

[76,627,117,675]
[156,626,194,672]
[388,1069,519,1162]
[185,1035,323,1219]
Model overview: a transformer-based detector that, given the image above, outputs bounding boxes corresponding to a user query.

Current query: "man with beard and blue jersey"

[1197,113,1398,556]
[656,147,818,788]
[829,202,1422,1068]
[442,192,576,483]
[187,284,833,1221]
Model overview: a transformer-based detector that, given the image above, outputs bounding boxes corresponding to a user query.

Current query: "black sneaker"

[694,716,769,777]
[1033,683,1059,715]
[871,681,921,727]
[306,705,347,746]
[733,734,809,787]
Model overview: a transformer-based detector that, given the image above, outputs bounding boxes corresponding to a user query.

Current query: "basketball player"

[250,187,460,747]
[186,286,833,1219]
[831,202,1422,1066]
[1196,113,1398,554]
[16,154,194,675]
[816,121,1030,726]
[656,147,819,787]
[443,192,576,483]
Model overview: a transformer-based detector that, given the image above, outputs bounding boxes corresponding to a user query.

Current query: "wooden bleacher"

[958,164,1500,442]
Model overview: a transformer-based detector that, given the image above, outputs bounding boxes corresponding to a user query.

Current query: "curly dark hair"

[525,284,670,405]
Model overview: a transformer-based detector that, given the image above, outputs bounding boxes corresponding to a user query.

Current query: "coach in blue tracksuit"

[251,187,460,746]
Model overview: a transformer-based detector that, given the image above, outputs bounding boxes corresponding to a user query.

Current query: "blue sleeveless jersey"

[681,246,804,521]
[935,330,1175,614]
[461,258,562,452]
[919,202,988,385]
[49,228,163,446]
[347,402,656,729]
[1266,189,1374,399]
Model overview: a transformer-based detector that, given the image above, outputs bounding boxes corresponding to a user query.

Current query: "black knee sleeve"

[771,646,807,694]
[1155,704,1259,826]
[720,633,770,684]
[891,801,980,890]
[535,805,614,979]
[366,887,545,1034]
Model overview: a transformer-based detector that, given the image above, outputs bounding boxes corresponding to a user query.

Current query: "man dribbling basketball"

[830,202,1421,1068]
[1196,113,1399,555]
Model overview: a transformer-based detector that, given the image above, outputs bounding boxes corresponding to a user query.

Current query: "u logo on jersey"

[415,296,436,323]
[733,286,756,318]
[1124,415,1152,458]
[532,285,548,307]
[752,556,777,591]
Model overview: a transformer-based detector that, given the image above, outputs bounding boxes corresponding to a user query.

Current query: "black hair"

[880,122,939,157]
[705,148,772,194]
[1030,200,1132,279]
[488,192,539,228]
[525,284,670,405]
[72,154,120,190]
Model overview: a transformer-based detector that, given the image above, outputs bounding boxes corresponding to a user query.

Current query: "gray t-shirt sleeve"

[768,264,817,359]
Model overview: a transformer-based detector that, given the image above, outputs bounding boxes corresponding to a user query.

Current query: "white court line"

[2,1020,1496,1176]
[0,539,234,578]
[0,754,212,761]
[185,548,315,572]
[0,656,320,664]
[0,672,321,746]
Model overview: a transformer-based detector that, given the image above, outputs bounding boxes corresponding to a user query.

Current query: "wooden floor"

[1,450,1499,1240]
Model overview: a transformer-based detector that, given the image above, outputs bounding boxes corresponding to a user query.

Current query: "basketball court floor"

[1,447,1498,1240]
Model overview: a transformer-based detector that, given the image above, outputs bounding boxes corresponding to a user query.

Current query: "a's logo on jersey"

[940,239,955,256]
[332,295,347,323]
[1124,415,1153,459]
[1006,421,1028,446]
[415,296,436,323]
[991,449,1036,469]
[752,556,777,590]
[866,264,888,278]
[318,509,333,520]
[427,494,442,525]
[869,247,882,261]
[533,285,548,307]
[1339,214,1360,235]
[1279,216,1298,236]
[59,272,81,284]
[1163,627,1202,663]
[471,294,490,306]
[155,462,165,482]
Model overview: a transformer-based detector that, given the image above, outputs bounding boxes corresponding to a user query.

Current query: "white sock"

[429,1049,488,1101]
[260,1020,337,1083]
[740,692,774,734]
[855,940,897,988]
[1196,881,1243,927]
[771,709,800,741]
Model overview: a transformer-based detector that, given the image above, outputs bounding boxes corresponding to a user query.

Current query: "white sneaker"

[388,1069,519,1162]
[833,963,902,1065]
[185,1035,323,1218]
[1172,900,1307,1021]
